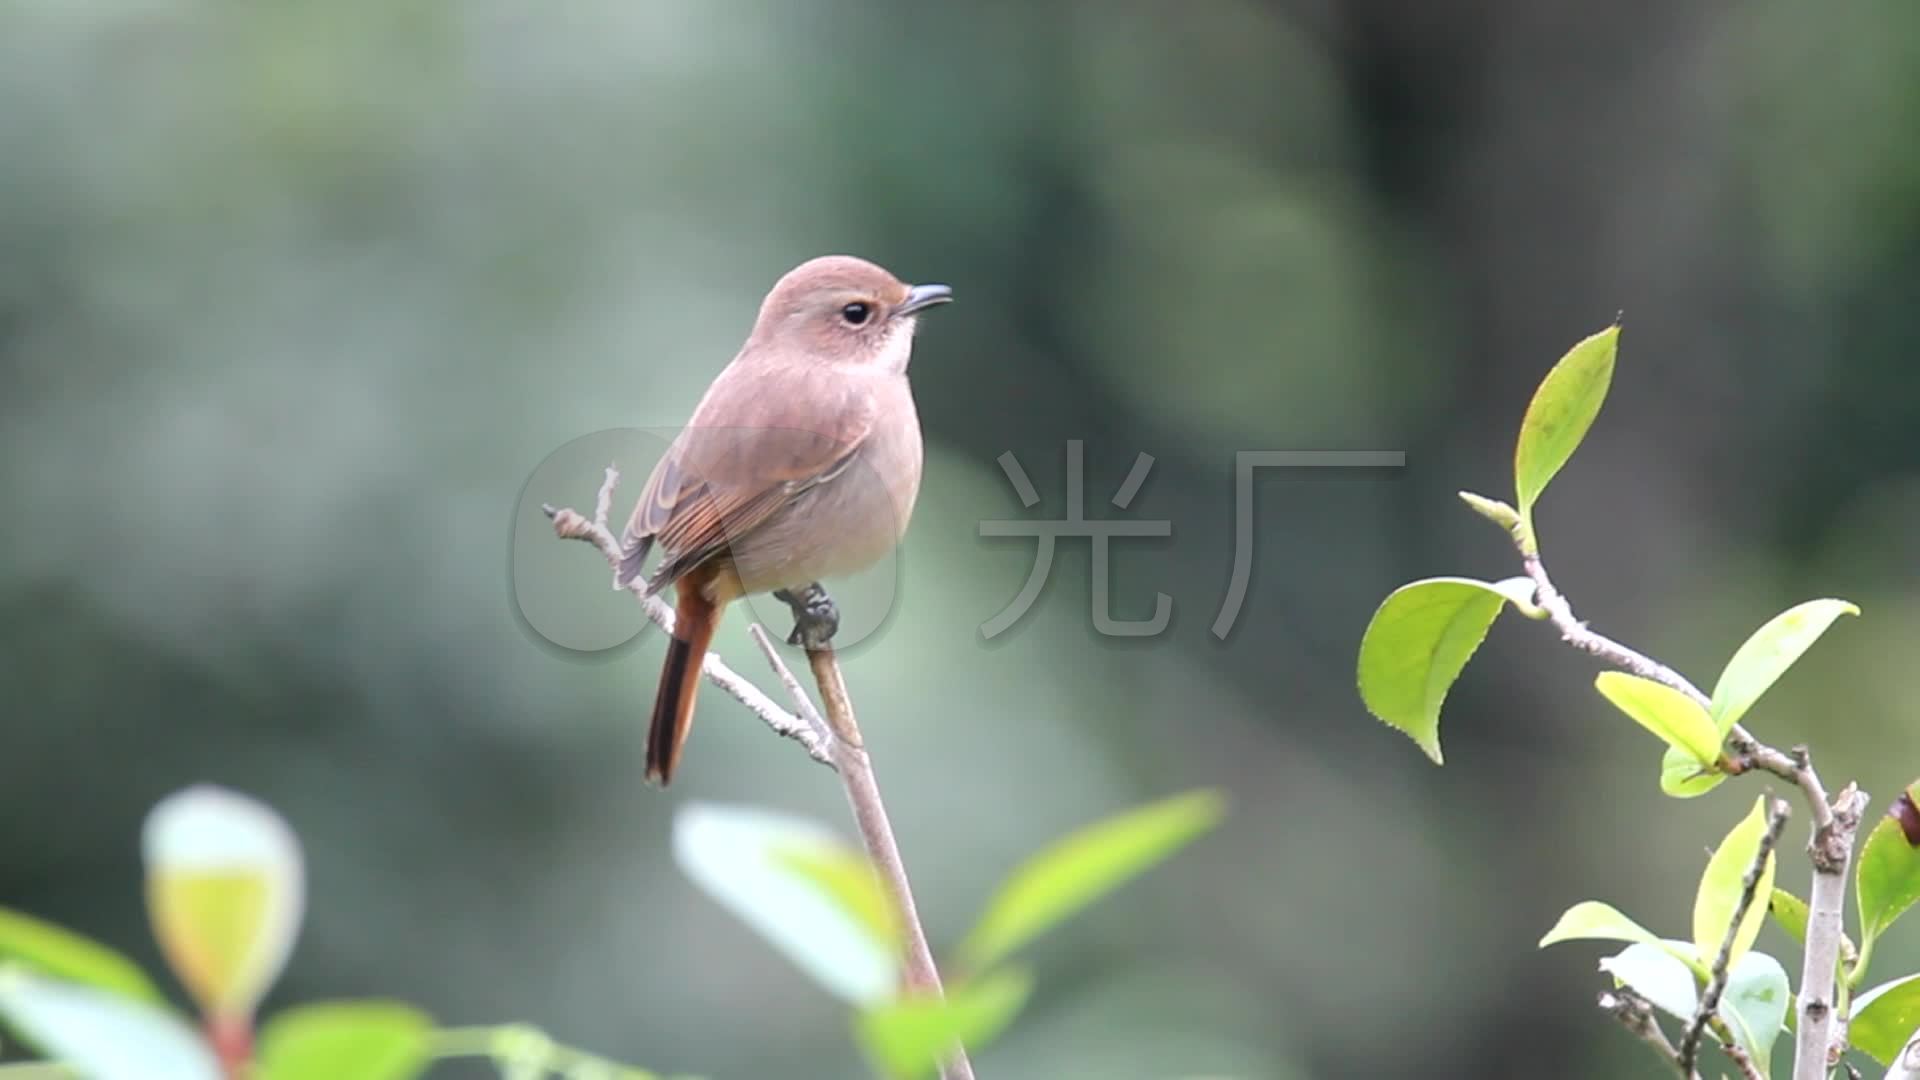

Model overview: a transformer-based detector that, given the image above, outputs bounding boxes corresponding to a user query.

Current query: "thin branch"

[1599,989,1693,1078]
[542,467,834,768]
[799,636,976,1080]
[1712,1024,1767,1080]
[746,623,835,749]
[1678,797,1791,1072]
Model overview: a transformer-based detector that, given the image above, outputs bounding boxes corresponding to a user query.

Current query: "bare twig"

[542,467,834,768]
[1678,797,1790,1072]
[1713,1023,1767,1080]
[1508,544,1868,1080]
[746,623,835,750]
[1599,989,1692,1078]
[798,635,975,1080]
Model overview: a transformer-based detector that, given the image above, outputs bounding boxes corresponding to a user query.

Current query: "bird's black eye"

[840,302,872,326]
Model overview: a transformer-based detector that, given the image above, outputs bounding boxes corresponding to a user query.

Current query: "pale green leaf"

[1660,744,1728,799]
[1538,901,1662,949]
[855,970,1032,1080]
[1593,673,1722,765]
[256,1001,433,1080]
[1599,942,1698,1021]
[1851,972,1920,1066]
[958,791,1223,971]
[0,966,218,1080]
[1357,578,1520,764]
[771,844,902,957]
[1768,888,1809,946]
[0,909,161,1004]
[1692,797,1779,972]
[1857,784,1920,949]
[1721,950,1790,1076]
[673,803,898,1004]
[1709,599,1859,734]
[1514,324,1618,524]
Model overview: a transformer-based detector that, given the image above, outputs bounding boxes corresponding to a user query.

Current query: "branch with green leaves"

[1357,325,1920,1078]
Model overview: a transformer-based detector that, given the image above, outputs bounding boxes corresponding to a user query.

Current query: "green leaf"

[1693,797,1779,972]
[958,791,1224,971]
[142,785,306,1021]
[1851,972,1920,1066]
[1513,324,1618,530]
[672,803,899,1004]
[1660,744,1728,799]
[256,1001,433,1080]
[771,844,902,955]
[1599,942,1699,1021]
[1769,888,1809,946]
[1538,901,1662,949]
[1708,599,1859,734]
[1357,577,1528,764]
[1721,951,1790,1077]
[1858,785,1920,953]
[1593,672,1722,765]
[0,909,161,1004]
[855,970,1032,1080]
[0,966,218,1080]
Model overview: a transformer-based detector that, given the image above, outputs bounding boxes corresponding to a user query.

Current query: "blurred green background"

[4,1,1919,1076]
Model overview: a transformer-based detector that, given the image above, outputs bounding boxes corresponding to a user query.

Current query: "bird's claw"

[775,583,839,650]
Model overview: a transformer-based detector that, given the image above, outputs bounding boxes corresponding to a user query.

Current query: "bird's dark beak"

[897,283,953,317]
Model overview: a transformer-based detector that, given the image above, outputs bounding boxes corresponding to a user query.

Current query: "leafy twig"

[1677,797,1790,1072]
[1509,545,1866,1080]
[1520,555,1830,826]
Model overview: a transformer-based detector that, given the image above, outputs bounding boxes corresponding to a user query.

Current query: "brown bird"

[618,255,952,784]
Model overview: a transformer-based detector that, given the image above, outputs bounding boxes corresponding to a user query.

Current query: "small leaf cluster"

[1354,325,1920,1074]
[1541,784,1920,1071]
[1539,797,1788,1073]
[1356,324,1854,790]
[672,790,1225,1079]
[0,786,666,1080]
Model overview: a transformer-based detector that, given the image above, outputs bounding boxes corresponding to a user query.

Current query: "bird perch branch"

[546,465,974,1080]
[542,465,834,767]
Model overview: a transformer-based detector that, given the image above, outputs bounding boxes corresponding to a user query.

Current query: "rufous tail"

[647,578,719,785]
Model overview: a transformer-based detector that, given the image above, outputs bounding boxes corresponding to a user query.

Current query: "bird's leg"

[774,583,840,650]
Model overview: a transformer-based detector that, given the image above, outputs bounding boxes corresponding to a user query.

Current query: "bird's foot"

[774,583,839,650]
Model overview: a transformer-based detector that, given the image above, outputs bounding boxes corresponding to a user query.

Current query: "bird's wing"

[619,361,875,592]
